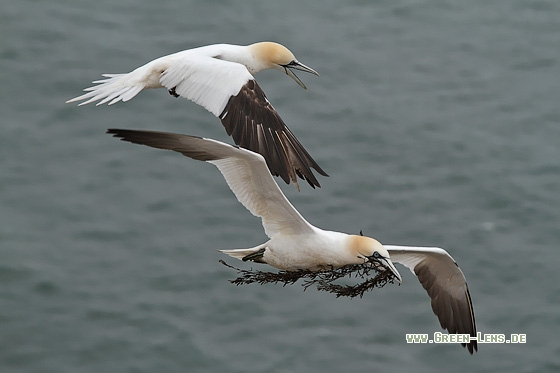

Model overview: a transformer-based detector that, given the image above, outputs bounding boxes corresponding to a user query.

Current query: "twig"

[219,260,397,298]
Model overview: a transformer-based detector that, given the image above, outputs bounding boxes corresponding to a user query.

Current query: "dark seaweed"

[219,260,398,298]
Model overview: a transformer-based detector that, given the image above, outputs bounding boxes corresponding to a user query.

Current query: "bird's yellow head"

[348,235,402,282]
[248,42,319,90]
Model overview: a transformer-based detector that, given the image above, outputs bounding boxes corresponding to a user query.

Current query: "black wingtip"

[107,128,127,139]
[107,128,129,138]
[219,80,327,190]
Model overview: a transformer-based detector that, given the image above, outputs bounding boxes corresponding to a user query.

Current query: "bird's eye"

[288,60,298,66]
[373,251,381,259]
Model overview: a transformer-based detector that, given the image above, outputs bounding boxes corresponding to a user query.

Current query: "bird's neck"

[210,45,268,75]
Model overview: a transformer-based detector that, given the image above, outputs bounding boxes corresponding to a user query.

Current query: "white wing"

[67,51,327,188]
[386,245,477,354]
[67,52,250,116]
[159,54,251,116]
[106,129,316,237]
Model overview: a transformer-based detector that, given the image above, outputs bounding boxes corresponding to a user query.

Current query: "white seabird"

[67,42,327,189]
[106,128,477,354]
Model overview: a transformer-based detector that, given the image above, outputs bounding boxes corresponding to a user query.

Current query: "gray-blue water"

[2,0,559,372]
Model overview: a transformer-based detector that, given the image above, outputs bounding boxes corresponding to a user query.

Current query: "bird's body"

[68,42,327,188]
[107,128,477,354]
[69,44,265,109]
[226,230,385,272]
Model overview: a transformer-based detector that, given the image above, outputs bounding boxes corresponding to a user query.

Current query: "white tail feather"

[219,248,262,261]
[67,73,146,106]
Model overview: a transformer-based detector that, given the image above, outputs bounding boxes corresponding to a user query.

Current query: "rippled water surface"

[2,1,560,372]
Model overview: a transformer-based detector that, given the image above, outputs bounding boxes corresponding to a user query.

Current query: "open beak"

[283,61,320,90]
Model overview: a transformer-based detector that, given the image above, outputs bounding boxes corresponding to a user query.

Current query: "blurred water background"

[1,0,560,372]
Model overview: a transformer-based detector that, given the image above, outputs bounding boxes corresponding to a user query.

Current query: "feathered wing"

[385,246,477,354]
[158,55,250,116]
[66,53,248,111]
[106,129,315,237]
[162,58,328,188]
[218,79,328,188]
[68,53,327,188]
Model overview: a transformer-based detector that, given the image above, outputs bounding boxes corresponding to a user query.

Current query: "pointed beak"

[378,257,403,283]
[283,61,320,91]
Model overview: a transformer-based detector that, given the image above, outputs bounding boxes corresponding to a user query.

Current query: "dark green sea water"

[2,0,559,372]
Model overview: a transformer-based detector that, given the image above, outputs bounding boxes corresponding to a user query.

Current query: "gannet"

[67,42,327,189]
[106,128,477,354]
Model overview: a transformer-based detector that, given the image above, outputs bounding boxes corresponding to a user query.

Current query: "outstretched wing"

[386,245,477,354]
[107,129,316,238]
[218,79,328,189]
[66,52,249,112]
[162,58,329,188]
[68,53,327,188]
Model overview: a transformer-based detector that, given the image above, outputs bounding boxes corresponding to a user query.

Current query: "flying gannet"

[67,42,327,189]
[106,128,477,354]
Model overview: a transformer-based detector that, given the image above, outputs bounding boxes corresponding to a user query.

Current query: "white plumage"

[107,129,477,354]
[68,42,327,188]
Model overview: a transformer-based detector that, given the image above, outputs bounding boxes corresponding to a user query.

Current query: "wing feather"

[68,52,326,188]
[106,129,315,237]
[159,55,249,116]
[386,245,477,354]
